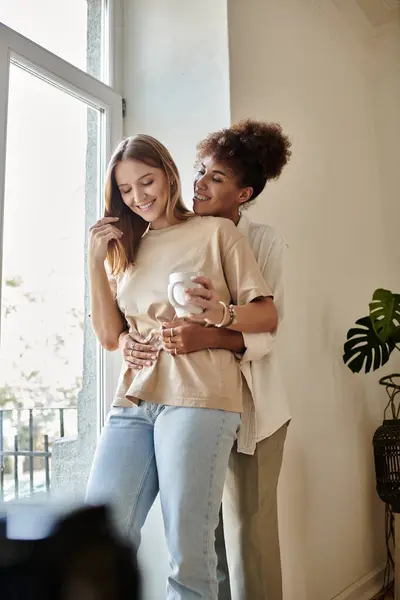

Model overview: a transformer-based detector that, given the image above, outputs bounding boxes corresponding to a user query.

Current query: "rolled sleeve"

[240,331,276,364]
[222,234,272,306]
[239,235,287,363]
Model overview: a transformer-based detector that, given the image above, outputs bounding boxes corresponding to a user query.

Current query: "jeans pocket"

[107,406,138,428]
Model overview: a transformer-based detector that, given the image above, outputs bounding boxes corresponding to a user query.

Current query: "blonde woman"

[86,134,278,600]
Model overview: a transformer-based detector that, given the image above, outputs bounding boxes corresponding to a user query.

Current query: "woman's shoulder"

[184,216,244,251]
[248,221,288,250]
[238,214,287,250]
[198,215,243,239]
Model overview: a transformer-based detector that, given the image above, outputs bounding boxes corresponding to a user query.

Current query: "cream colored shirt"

[236,214,291,454]
[110,216,271,413]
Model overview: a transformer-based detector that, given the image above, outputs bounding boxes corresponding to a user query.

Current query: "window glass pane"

[0,0,104,80]
[0,64,102,501]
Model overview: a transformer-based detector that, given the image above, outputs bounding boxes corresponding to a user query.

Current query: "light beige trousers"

[216,422,288,600]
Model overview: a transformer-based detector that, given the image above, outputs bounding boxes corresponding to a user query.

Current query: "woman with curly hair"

[119,119,292,600]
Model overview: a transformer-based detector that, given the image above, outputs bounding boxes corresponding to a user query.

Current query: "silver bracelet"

[215,301,229,328]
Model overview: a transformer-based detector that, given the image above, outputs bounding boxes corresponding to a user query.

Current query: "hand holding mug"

[167,272,205,318]
[185,276,224,326]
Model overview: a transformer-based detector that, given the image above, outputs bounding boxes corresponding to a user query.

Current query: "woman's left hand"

[185,276,225,326]
[161,320,213,355]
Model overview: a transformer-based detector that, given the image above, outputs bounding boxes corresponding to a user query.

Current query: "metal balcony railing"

[0,407,77,501]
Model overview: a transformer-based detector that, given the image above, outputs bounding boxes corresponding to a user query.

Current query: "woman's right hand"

[89,217,123,264]
[119,330,159,370]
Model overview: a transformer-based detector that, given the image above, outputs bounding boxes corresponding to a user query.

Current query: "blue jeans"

[85,402,241,600]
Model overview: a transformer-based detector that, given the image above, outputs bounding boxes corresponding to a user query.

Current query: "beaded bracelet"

[215,301,236,328]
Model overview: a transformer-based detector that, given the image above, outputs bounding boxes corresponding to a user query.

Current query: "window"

[0,20,122,501]
[0,0,108,82]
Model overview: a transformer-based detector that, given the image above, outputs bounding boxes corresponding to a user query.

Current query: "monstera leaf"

[343,315,396,374]
[369,288,400,343]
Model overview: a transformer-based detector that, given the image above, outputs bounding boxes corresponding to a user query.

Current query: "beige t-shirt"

[110,216,271,413]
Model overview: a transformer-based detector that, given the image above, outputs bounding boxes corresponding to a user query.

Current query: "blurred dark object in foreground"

[0,504,140,600]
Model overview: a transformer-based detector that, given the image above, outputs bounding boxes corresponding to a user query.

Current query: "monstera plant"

[343,289,400,599]
[343,288,400,374]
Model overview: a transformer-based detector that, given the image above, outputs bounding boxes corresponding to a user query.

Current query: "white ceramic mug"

[167,271,204,318]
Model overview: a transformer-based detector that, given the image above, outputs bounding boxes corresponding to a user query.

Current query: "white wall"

[228,1,399,599]
[122,1,400,598]
[370,22,400,283]
[122,0,230,202]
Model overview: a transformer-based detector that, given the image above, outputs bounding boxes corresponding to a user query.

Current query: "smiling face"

[193,155,253,224]
[115,158,170,230]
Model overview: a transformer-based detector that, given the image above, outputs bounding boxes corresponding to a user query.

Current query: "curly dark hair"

[196,119,292,202]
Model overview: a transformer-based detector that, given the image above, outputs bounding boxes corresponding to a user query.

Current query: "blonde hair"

[104,134,192,274]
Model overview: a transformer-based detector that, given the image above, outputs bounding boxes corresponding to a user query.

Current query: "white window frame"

[0,21,123,435]
[106,0,125,94]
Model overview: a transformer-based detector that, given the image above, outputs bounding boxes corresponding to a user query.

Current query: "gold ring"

[171,327,174,337]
